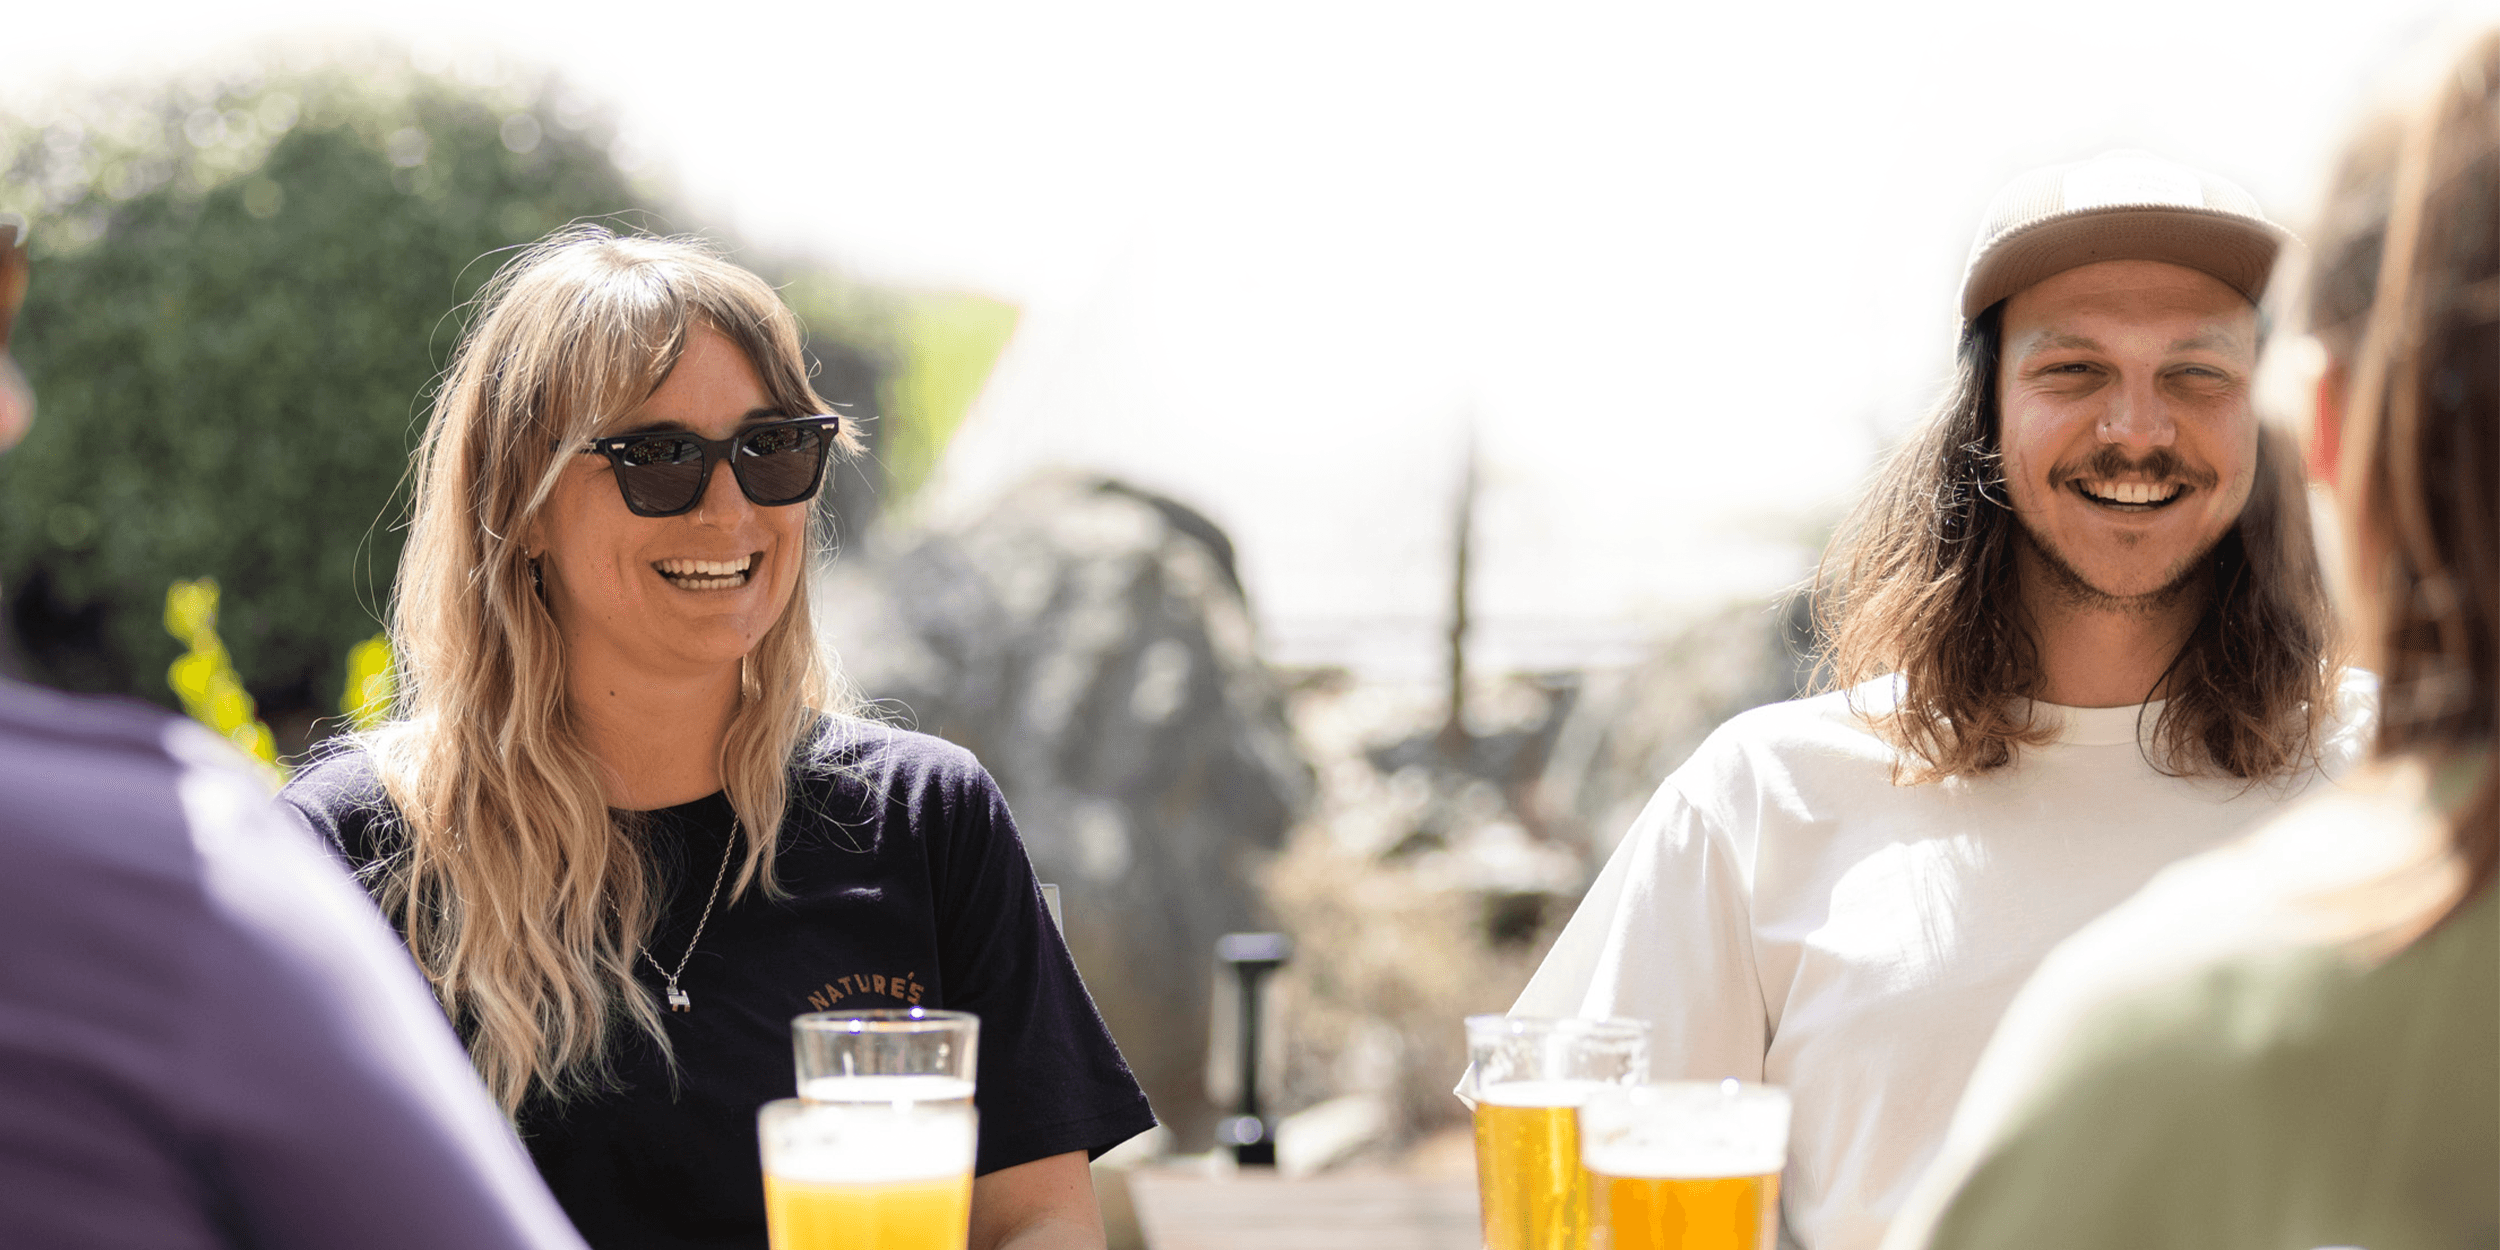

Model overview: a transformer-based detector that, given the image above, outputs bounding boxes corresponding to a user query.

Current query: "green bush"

[0,63,648,736]
[15,67,932,744]
[0,56,1006,747]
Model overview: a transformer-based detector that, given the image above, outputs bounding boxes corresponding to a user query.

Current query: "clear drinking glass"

[793,1008,979,1105]
[1465,1015,1651,1250]
[758,1096,978,1250]
[1579,1081,1792,1250]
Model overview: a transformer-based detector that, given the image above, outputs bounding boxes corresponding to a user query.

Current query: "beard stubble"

[2014,512,2223,619]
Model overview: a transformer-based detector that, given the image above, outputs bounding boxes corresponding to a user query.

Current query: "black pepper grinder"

[1212,932,1291,1166]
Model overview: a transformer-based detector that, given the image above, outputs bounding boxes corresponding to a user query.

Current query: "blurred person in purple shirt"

[0,219,589,1250]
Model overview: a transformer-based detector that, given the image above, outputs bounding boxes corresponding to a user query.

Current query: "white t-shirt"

[1881,756,2495,1250]
[1507,673,2375,1250]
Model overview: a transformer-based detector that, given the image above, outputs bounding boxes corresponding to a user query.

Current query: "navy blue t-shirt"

[281,721,1155,1250]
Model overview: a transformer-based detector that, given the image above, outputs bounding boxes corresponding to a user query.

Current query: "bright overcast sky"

[6,0,2489,676]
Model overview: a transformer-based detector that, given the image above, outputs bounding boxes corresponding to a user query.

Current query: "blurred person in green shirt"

[1887,28,2500,1250]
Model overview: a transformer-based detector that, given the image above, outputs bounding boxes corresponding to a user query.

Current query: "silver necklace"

[644,818,737,1012]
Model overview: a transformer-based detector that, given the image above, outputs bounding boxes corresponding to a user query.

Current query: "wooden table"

[1125,1168,1481,1250]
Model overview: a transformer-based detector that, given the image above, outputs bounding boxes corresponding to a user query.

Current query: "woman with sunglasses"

[281,228,1154,1250]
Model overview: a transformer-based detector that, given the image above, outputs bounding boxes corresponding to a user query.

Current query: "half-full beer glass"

[1465,1015,1650,1250]
[758,1096,977,1250]
[793,1008,979,1106]
[1580,1081,1791,1250]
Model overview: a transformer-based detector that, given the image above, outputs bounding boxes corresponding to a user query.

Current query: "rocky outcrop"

[1258,597,1814,1146]
[1534,594,1816,859]
[815,473,1313,1150]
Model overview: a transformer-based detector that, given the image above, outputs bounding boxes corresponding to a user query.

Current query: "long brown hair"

[1817,305,2337,783]
[2335,29,2500,911]
[363,227,859,1113]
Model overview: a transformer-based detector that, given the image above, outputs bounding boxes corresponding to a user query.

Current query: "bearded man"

[1500,151,2374,1250]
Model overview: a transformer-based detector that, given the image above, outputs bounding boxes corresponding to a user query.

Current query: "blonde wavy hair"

[364,227,858,1113]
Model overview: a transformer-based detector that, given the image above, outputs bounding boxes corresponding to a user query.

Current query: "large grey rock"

[1534,595,1815,859]
[1253,599,1813,1149]
[815,473,1312,1149]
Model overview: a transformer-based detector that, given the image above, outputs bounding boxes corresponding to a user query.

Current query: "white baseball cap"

[1960,150,2292,320]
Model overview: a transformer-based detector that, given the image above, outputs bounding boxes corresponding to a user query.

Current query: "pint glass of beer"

[758,1095,977,1250]
[1579,1081,1791,1250]
[793,1008,978,1106]
[1464,1015,1650,1250]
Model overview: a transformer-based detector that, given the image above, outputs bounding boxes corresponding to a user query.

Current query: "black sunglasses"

[583,414,839,518]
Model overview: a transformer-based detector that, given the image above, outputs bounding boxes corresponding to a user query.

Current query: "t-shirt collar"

[2028,698,2166,746]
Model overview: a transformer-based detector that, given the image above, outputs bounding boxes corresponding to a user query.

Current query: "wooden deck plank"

[1128,1169,1480,1250]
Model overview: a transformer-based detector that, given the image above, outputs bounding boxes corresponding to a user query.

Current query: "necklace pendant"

[667,986,691,1012]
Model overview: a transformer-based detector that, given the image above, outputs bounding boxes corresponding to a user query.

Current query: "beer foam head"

[1475,1078,1610,1108]
[759,1097,977,1184]
[1579,1081,1791,1180]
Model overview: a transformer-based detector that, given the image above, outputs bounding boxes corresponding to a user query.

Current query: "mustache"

[2050,445,2219,490]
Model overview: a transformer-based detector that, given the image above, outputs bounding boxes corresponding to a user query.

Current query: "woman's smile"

[654,553,760,591]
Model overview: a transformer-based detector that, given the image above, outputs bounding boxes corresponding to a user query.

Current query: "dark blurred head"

[0,218,29,453]
[2307,113,2406,362]
[2315,29,2500,897]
